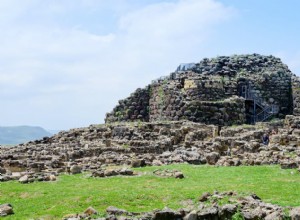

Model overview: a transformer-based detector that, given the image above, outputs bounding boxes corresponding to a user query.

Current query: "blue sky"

[0,0,299,130]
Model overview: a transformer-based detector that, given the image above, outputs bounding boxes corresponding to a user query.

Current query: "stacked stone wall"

[149,80,184,121]
[148,78,245,125]
[247,72,292,117]
[184,76,238,101]
[105,87,150,123]
[183,96,246,126]
[105,54,296,125]
[292,76,300,116]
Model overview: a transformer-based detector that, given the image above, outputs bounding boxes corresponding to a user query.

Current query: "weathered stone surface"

[199,192,211,202]
[84,206,98,216]
[106,54,297,125]
[183,210,197,220]
[153,207,180,220]
[91,168,134,178]
[281,162,298,169]
[62,191,300,220]
[70,165,82,174]
[290,207,300,220]
[153,169,184,179]
[174,171,184,179]
[130,159,146,168]
[198,206,218,219]
[219,204,237,220]
[205,152,220,165]
[106,206,128,216]
[1,115,300,184]
[0,204,13,216]
[264,211,284,220]
[18,175,29,184]
[0,167,6,174]
[2,54,300,219]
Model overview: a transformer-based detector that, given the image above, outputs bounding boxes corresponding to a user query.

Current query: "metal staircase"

[241,85,279,123]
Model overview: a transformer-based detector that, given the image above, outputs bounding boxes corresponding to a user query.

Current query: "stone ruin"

[1,54,300,183]
[62,192,300,220]
[2,54,300,219]
[106,54,300,126]
[1,115,300,182]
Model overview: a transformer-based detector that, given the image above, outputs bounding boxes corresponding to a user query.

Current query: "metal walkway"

[241,85,279,123]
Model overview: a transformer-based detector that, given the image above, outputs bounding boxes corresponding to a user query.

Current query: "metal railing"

[241,85,279,123]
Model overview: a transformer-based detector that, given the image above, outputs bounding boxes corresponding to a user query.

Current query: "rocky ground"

[1,116,300,218]
[60,191,300,219]
[1,116,300,184]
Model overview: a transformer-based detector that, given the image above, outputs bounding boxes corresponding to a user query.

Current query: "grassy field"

[1,165,300,219]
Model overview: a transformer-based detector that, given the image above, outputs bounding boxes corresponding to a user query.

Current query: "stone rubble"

[91,167,134,178]
[1,54,300,219]
[62,191,300,220]
[153,169,184,179]
[1,116,300,183]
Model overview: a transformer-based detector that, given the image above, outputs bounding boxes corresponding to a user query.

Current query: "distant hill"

[0,126,52,145]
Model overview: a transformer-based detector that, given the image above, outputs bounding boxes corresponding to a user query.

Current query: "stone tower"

[106,54,299,126]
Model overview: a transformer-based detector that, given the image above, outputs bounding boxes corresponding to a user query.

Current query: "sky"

[0,0,300,130]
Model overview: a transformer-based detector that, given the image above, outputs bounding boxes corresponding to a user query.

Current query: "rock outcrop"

[63,191,300,220]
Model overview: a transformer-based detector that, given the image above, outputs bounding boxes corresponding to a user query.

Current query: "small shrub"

[232,206,244,220]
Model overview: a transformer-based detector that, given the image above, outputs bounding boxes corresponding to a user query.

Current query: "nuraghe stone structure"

[2,54,300,219]
[106,54,300,126]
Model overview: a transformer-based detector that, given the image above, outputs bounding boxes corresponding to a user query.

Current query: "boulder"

[0,204,14,216]
[152,160,163,166]
[19,175,29,184]
[84,206,98,216]
[219,204,237,219]
[174,171,184,179]
[0,176,8,182]
[119,168,134,176]
[70,165,82,174]
[104,169,118,177]
[183,210,198,220]
[92,170,105,177]
[281,162,298,169]
[198,206,219,219]
[106,206,128,216]
[153,207,181,220]
[264,211,284,220]
[0,167,6,174]
[290,207,300,220]
[199,192,211,202]
[246,207,266,219]
[44,175,57,181]
[205,152,220,165]
[131,159,146,168]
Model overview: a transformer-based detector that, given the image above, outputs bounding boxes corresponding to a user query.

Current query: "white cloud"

[0,0,235,129]
[121,0,234,70]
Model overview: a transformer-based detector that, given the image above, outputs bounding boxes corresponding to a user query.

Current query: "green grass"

[1,165,300,219]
